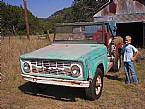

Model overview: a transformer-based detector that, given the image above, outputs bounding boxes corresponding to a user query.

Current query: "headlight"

[71,63,83,78]
[23,62,30,73]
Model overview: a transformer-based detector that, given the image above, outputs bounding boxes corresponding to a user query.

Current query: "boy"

[122,36,138,85]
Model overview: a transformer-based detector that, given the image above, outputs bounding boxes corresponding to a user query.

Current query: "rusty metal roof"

[114,13,145,23]
[94,13,145,23]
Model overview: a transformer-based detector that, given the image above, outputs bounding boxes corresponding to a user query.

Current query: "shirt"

[122,44,138,62]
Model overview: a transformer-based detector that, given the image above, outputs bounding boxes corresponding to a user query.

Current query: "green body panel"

[84,47,108,79]
[20,43,108,80]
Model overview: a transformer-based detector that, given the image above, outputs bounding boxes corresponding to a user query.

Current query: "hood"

[20,43,106,61]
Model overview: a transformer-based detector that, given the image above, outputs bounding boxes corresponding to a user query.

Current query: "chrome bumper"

[21,74,90,88]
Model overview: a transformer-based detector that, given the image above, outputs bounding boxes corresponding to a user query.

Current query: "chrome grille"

[30,60,71,76]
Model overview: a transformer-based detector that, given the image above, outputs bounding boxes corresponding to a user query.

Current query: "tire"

[112,55,121,72]
[85,68,103,100]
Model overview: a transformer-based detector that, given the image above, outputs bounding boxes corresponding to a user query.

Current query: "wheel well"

[97,64,104,76]
[87,63,105,81]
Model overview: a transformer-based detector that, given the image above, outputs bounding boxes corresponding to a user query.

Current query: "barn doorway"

[116,22,144,48]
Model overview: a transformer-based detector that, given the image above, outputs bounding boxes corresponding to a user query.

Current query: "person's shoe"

[133,82,138,86]
[125,82,130,84]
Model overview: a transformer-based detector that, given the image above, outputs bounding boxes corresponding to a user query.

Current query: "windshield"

[54,23,107,43]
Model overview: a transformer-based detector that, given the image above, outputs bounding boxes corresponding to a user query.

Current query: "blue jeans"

[124,62,138,84]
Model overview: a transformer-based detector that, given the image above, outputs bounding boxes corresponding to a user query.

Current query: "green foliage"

[46,7,74,33]
[72,0,97,22]
[47,0,111,27]
[72,0,111,22]
[1,1,43,36]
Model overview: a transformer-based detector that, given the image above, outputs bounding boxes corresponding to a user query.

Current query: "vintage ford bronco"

[19,22,122,100]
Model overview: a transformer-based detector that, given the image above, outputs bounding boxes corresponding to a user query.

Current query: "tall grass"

[1,37,49,85]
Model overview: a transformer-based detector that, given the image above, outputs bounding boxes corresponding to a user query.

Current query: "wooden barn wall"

[95,0,145,16]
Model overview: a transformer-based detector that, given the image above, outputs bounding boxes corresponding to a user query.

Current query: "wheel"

[85,68,103,100]
[112,55,121,72]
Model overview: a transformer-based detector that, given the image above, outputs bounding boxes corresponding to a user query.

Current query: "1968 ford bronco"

[19,22,122,100]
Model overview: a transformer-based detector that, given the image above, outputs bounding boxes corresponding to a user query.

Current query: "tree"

[72,0,112,22]
[1,1,44,36]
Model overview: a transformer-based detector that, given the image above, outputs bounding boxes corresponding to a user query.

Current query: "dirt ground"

[0,37,145,109]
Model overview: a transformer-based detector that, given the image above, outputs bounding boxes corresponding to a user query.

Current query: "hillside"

[1,1,74,36]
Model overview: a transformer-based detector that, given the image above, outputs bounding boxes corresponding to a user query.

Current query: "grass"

[0,37,145,109]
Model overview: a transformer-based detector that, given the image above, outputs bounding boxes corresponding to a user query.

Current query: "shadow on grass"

[105,73,124,82]
[18,82,86,102]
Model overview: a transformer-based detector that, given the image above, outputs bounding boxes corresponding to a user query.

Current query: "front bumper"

[21,74,90,88]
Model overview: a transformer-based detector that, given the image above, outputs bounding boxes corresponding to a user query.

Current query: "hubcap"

[96,75,102,95]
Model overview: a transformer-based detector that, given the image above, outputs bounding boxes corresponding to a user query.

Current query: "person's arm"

[131,46,139,61]
[131,51,139,61]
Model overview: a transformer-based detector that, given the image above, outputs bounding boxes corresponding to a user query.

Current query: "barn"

[93,0,145,48]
